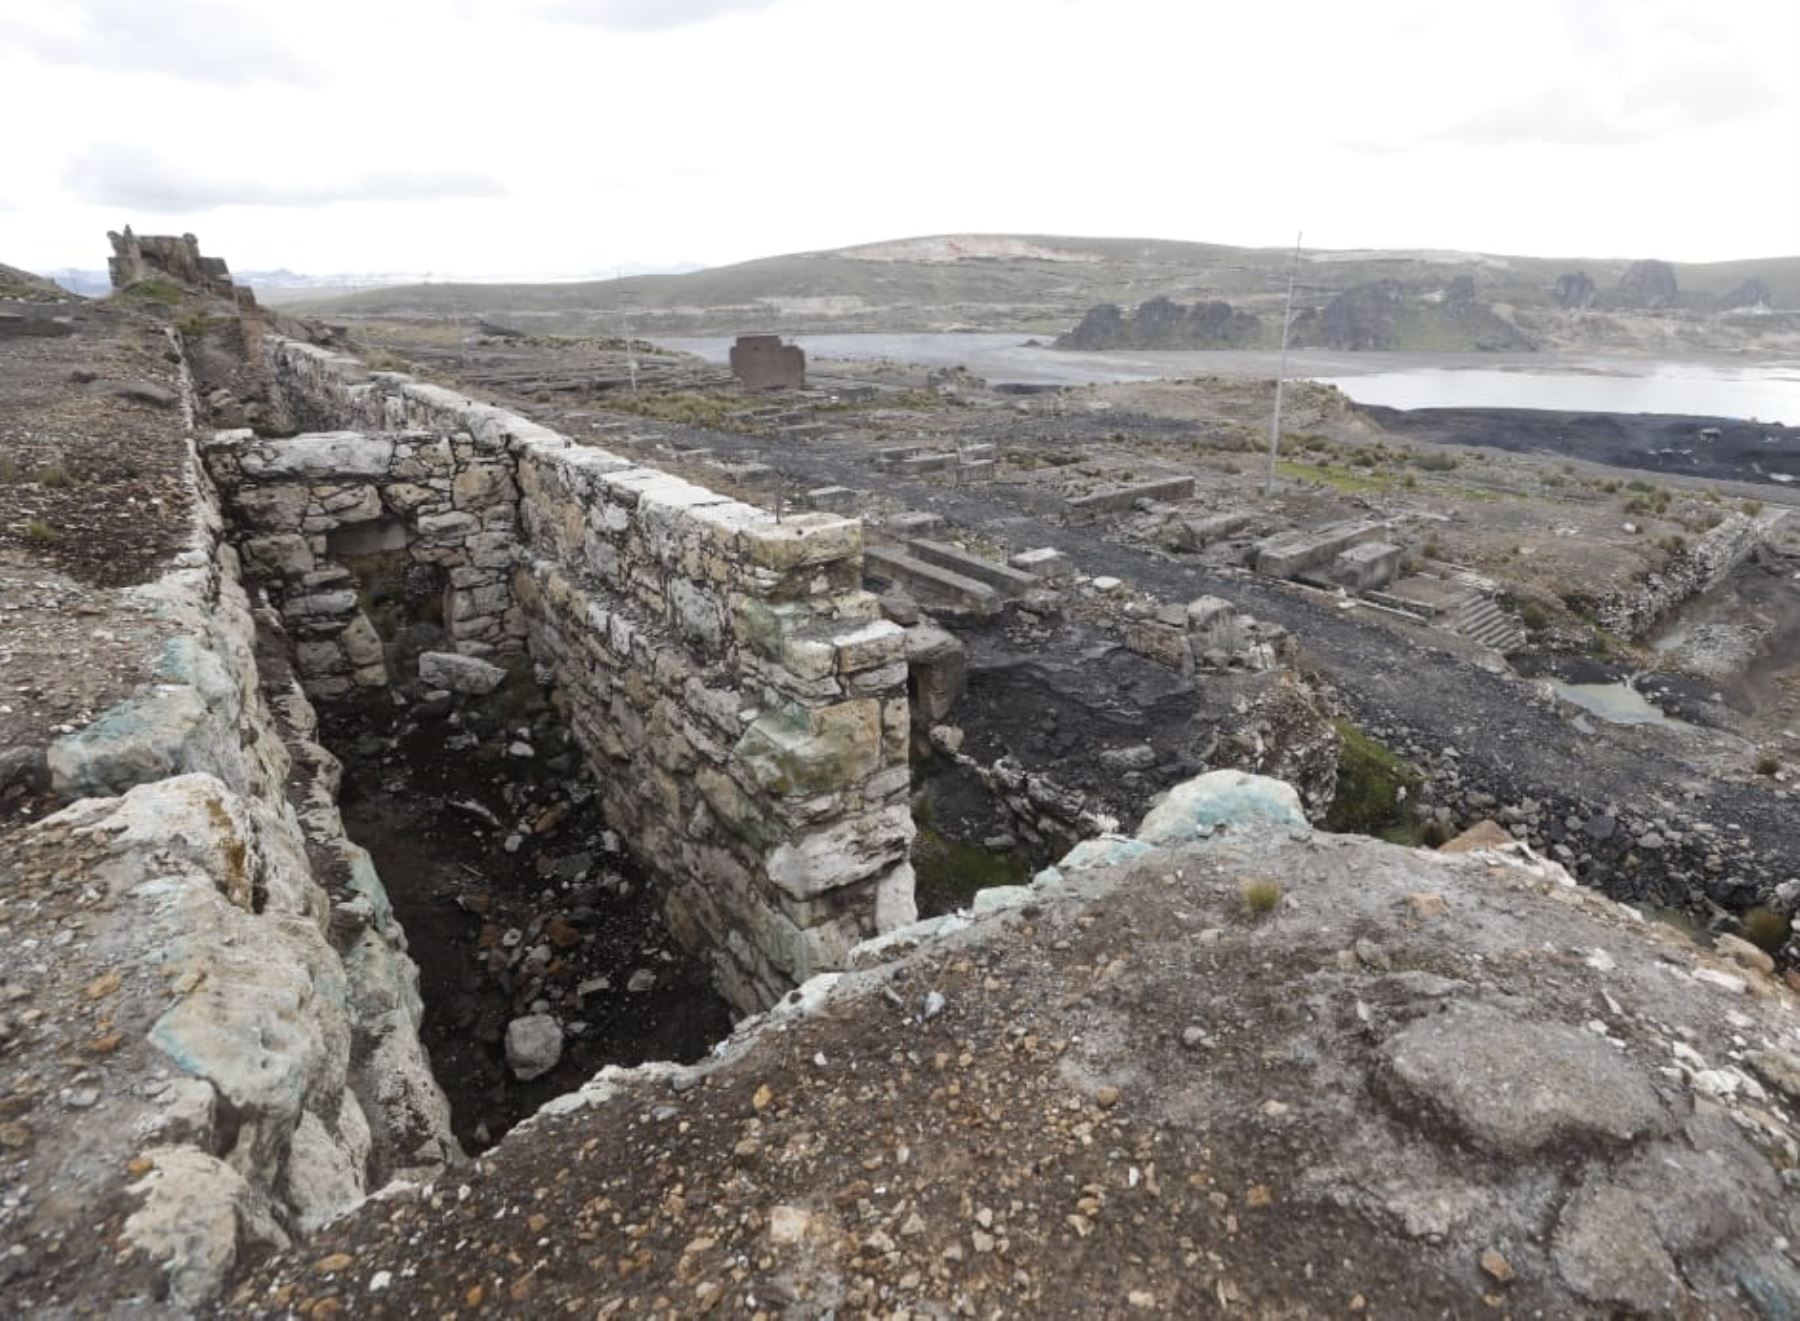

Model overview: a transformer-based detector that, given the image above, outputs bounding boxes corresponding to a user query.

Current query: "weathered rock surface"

[504,1014,564,1081]
[229,772,1800,1315]
[417,649,507,695]
[1617,258,1680,309]
[1056,296,1260,350]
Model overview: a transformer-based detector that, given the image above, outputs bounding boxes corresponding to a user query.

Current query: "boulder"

[417,651,507,695]
[1135,770,1308,845]
[505,1015,564,1081]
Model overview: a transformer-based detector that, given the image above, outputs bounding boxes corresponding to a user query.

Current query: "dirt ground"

[221,822,1800,1318]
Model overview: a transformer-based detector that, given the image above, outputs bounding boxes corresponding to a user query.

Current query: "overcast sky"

[3,0,1797,277]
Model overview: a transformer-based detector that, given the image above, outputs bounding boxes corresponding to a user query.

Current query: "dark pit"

[324,694,732,1150]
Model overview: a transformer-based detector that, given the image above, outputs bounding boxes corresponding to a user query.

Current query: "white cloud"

[0,0,1794,273]
[4,0,323,86]
[64,144,506,211]
[541,0,778,30]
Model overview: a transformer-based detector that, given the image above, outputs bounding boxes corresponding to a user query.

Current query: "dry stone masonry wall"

[258,339,916,1013]
[1595,508,1788,638]
[30,385,457,1306]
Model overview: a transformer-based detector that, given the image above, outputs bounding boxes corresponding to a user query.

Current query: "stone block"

[742,514,862,573]
[418,651,507,695]
[452,465,518,510]
[239,432,395,479]
[832,620,906,674]
[735,700,883,797]
[1331,541,1403,592]
[1009,547,1072,583]
[1125,619,1194,675]
[241,534,313,578]
[764,803,916,900]
[1185,596,1234,632]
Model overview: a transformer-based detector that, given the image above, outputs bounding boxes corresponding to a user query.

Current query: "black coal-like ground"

[329,699,732,1149]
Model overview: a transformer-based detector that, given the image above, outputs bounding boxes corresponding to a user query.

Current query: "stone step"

[907,539,1037,598]
[864,546,1002,616]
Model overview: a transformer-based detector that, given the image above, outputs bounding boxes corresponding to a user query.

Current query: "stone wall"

[197,427,525,700]
[1594,510,1787,638]
[32,386,456,1304]
[263,338,917,1013]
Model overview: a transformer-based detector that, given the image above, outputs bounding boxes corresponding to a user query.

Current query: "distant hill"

[1,261,78,301]
[284,234,1800,349]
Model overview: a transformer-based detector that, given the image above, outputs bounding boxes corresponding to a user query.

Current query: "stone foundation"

[255,339,916,1013]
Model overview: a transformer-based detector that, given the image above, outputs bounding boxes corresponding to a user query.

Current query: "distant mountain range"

[36,263,704,305]
[262,234,1800,352]
[35,235,1800,353]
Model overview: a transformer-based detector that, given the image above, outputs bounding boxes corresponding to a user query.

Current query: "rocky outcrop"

[230,770,1800,1316]
[1552,271,1597,308]
[1312,278,1534,351]
[7,404,455,1311]
[1722,277,1774,310]
[1055,296,1260,350]
[1617,258,1679,309]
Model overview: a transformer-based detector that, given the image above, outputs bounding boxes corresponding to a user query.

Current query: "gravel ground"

[221,821,1800,1317]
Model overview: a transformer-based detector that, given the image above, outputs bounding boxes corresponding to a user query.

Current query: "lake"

[653,333,1800,424]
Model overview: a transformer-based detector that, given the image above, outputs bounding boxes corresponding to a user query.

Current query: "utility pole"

[1264,230,1303,497]
[617,266,639,394]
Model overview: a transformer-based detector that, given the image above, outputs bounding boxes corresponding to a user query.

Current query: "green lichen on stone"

[1325,718,1424,845]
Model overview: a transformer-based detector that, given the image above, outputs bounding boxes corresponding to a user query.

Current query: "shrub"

[1742,499,1765,517]
[1755,753,1782,777]
[24,519,57,542]
[37,465,72,489]
[1413,452,1459,472]
[1241,879,1283,916]
[1740,906,1791,952]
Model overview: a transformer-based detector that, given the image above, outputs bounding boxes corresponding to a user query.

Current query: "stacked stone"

[262,337,918,1014]
[1593,510,1784,639]
[513,446,915,1013]
[198,426,525,700]
[1124,595,1292,678]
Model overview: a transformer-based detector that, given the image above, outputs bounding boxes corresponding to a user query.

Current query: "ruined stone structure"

[1592,508,1788,638]
[107,227,255,306]
[729,333,805,391]
[238,340,915,1013]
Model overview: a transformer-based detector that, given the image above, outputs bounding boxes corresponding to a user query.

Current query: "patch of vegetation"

[605,390,744,430]
[174,310,215,338]
[118,278,185,306]
[1325,718,1424,844]
[1741,906,1792,952]
[24,519,58,543]
[1411,451,1460,472]
[1240,879,1283,917]
[911,821,1033,918]
[1755,753,1782,777]
[363,347,413,373]
[37,465,72,489]
[1274,459,1397,495]
[1742,499,1765,518]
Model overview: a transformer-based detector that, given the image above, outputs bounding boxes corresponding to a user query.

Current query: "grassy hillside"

[286,234,1800,339]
